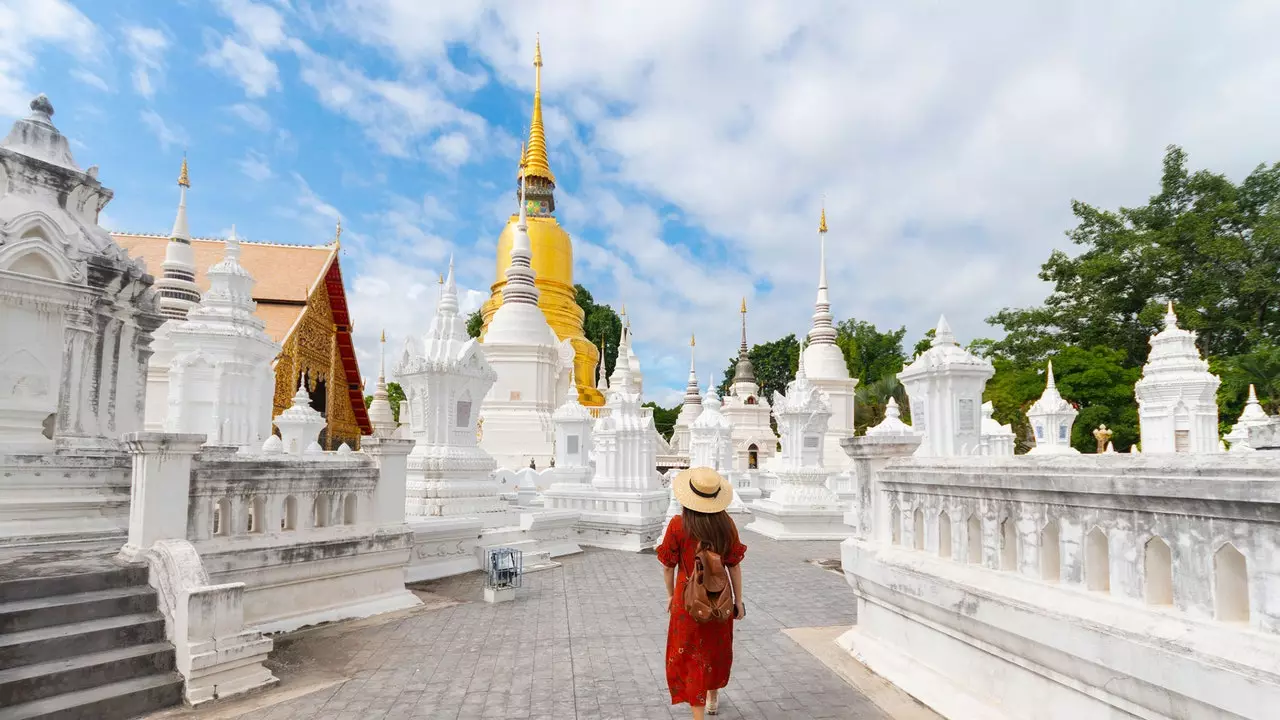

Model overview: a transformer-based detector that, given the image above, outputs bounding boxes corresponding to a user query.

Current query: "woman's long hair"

[681,507,738,557]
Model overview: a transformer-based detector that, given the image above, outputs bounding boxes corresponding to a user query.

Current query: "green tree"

[363,381,407,423]
[643,401,680,441]
[1213,343,1280,434]
[988,145,1280,367]
[853,375,909,434]
[911,328,936,357]
[718,334,800,404]
[834,319,907,385]
[464,284,623,377]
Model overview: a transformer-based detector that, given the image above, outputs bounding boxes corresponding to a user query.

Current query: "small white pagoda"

[1134,303,1221,453]
[1224,385,1270,451]
[1026,361,1079,455]
[800,208,858,469]
[897,315,994,457]
[366,331,398,438]
[721,299,780,482]
[979,401,1017,456]
[668,335,702,459]
[747,354,850,540]
[149,227,280,448]
[396,259,505,517]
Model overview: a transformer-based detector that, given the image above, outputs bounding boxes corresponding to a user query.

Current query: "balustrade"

[875,455,1280,634]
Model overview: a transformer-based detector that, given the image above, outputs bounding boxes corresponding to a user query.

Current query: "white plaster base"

[745,501,853,540]
[196,528,422,634]
[842,538,1280,720]
[0,450,131,546]
[404,509,582,583]
[542,486,669,552]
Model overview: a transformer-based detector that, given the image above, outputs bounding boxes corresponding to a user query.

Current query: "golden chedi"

[480,37,603,406]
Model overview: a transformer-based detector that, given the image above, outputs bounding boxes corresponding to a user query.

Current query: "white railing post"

[117,432,206,563]
[361,436,416,526]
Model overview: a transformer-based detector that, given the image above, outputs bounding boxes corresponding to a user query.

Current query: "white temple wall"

[841,453,1280,719]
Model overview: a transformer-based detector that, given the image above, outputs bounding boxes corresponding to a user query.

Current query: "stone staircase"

[0,563,182,720]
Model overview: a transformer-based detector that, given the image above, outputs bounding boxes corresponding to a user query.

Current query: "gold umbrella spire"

[519,34,555,186]
[177,153,190,188]
[819,205,828,234]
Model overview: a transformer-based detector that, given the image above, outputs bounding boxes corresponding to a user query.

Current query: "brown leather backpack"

[683,542,735,623]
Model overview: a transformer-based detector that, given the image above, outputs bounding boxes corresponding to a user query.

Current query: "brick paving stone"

[172,536,886,720]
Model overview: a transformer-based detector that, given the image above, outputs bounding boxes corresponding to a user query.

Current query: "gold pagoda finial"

[380,329,385,343]
[519,34,555,185]
[819,205,828,234]
[334,218,342,248]
[691,333,696,347]
[740,297,747,314]
[178,153,190,188]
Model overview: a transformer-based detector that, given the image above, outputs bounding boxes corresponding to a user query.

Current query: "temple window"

[281,495,297,531]
[1214,543,1249,622]
[938,511,952,559]
[1040,519,1060,583]
[1086,527,1110,592]
[1000,517,1017,571]
[213,498,231,536]
[314,495,331,528]
[748,444,759,469]
[1144,536,1173,605]
[249,496,266,534]
[967,514,982,564]
[343,493,358,525]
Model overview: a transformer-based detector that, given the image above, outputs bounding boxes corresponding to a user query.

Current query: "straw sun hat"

[672,467,734,514]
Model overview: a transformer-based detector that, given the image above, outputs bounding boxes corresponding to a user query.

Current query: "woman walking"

[658,467,747,718]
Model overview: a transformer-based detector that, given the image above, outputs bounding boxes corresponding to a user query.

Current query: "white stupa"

[1225,385,1270,451]
[800,208,858,469]
[1134,303,1221,453]
[668,334,702,458]
[366,330,397,438]
[897,315,994,457]
[721,299,779,475]
[1026,361,1079,455]
[479,164,571,468]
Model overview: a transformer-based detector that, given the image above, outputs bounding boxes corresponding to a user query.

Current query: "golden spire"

[334,218,342,248]
[380,329,385,343]
[740,297,747,314]
[819,205,828,234]
[691,333,696,347]
[519,34,555,185]
[177,153,190,188]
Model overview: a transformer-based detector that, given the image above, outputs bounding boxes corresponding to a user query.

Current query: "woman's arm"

[664,565,676,612]
[729,564,745,618]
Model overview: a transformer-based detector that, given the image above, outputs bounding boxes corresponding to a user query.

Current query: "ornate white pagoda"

[978,401,1016,456]
[396,259,505,517]
[721,299,779,477]
[668,335,702,458]
[747,354,850,539]
[801,208,858,469]
[146,227,280,448]
[1134,303,1221,453]
[478,175,572,469]
[366,331,398,438]
[897,315,994,456]
[0,95,165,544]
[1026,361,1079,455]
[1225,385,1270,451]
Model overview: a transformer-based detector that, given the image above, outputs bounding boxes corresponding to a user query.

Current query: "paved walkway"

[160,536,887,720]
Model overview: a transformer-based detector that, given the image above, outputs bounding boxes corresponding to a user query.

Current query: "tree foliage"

[363,381,406,423]
[643,401,680,441]
[464,284,623,377]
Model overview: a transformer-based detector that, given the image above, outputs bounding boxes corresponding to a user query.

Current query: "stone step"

[0,586,157,634]
[0,613,166,671]
[0,566,147,604]
[0,671,183,720]
[0,642,174,706]
[520,550,560,573]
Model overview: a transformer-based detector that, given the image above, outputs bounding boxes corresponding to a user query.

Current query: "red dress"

[657,515,748,707]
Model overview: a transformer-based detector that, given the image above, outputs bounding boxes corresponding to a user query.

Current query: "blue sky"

[6,1,1280,406]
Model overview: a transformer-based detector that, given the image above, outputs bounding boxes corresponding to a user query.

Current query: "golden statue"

[1093,424,1112,454]
[478,36,603,406]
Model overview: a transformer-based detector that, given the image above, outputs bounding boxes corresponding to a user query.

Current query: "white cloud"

[204,36,281,97]
[227,102,271,130]
[324,0,1280,403]
[205,0,288,97]
[237,150,273,181]
[123,25,168,99]
[70,68,109,92]
[430,132,471,166]
[0,0,98,111]
[293,45,488,158]
[139,109,187,151]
